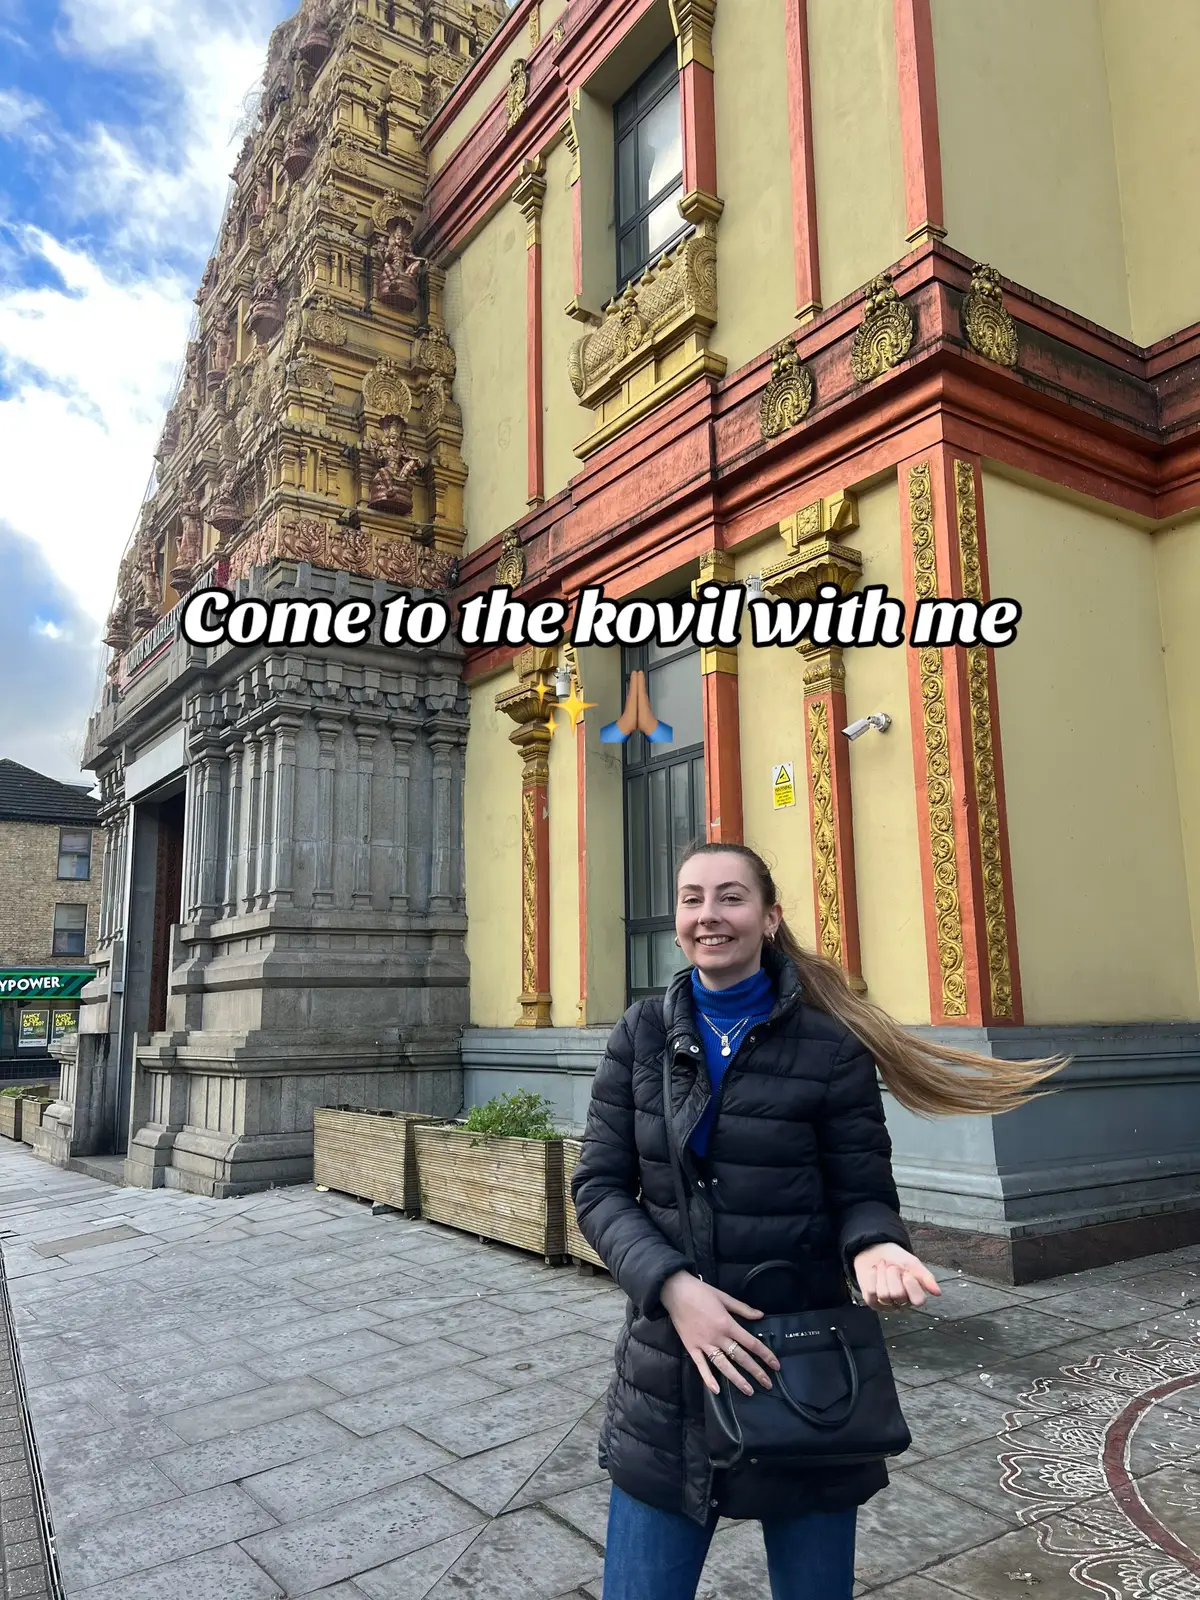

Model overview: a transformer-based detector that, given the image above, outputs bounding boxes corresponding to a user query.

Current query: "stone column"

[314,717,342,909]
[389,715,421,913]
[426,716,462,915]
[195,742,224,921]
[497,647,557,1027]
[243,729,263,914]
[267,713,303,909]
[222,733,245,919]
[352,721,380,909]
[763,493,867,992]
[255,726,276,912]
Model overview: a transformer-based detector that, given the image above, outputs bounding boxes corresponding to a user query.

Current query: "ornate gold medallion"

[759,341,815,439]
[851,274,914,384]
[962,263,1018,368]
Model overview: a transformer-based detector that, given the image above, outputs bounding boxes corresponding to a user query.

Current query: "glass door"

[622,632,706,1003]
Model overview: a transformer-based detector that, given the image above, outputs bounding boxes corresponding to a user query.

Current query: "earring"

[674,936,681,947]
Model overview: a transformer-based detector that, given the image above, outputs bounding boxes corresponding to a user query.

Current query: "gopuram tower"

[54,0,507,1195]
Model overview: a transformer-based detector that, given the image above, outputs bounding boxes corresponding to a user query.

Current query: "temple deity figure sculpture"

[247,262,285,343]
[207,321,234,389]
[373,216,425,315]
[170,497,205,592]
[367,417,422,515]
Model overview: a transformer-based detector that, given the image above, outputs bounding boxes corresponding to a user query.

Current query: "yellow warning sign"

[772,763,796,809]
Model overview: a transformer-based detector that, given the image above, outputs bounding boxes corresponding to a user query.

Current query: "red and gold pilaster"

[496,647,557,1026]
[693,550,743,844]
[764,497,866,990]
[893,0,945,246]
[671,0,718,199]
[784,0,821,322]
[898,448,1022,1025]
[513,157,548,508]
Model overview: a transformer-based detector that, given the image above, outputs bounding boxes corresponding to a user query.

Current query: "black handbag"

[662,1055,912,1471]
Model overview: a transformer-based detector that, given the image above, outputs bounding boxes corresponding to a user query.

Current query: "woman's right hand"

[660,1271,781,1397]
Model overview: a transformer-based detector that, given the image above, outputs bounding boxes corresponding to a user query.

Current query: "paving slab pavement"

[0,1143,1197,1597]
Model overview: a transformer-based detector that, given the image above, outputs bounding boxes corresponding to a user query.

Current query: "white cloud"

[0,88,51,151]
[32,619,65,640]
[0,228,195,626]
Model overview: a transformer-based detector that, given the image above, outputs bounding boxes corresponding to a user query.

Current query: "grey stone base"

[461,1027,611,1135]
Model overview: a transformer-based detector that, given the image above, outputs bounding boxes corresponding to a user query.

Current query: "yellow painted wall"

[548,680,582,1026]
[844,477,931,1025]
[1154,515,1200,1000]
[712,0,797,370]
[807,0,907,309]
[541,139,582,502]
[464,670,522,1027]
[984,471,1197,1021]
[1099,0,1200,345]
[444,202,529,556]
[930,0,1131,337]
[733,548,818,956]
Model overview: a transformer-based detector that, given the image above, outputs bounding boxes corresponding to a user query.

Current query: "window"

[622,632,706,1003]
[58,829,92,880]
[52,904,88,957]
[614,47,686,291]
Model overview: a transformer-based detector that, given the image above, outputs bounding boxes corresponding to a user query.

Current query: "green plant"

[0,1088,23,1099]
[463,1090,559,1141]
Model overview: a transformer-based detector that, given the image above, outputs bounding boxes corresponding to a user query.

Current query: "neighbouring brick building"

[0,761,100,1064]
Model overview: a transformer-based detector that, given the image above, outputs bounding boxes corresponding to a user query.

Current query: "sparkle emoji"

[557,684,596,733]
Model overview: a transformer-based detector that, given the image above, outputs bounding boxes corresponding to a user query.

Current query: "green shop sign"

[0,970,94,1001]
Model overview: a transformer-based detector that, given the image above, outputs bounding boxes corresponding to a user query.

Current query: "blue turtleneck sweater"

[688,964,775,1157]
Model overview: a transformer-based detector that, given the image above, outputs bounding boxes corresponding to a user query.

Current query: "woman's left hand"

[852,1242,942,1310]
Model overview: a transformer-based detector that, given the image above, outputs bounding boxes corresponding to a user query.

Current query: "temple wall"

[1155,513,1200,999]
[541,139,582,501]
[464,666,522,1028]
[983,471,1198,1022]
[444,205,529,555]
[1099,0,1200,345]
[711,0,797,369]
[807,0,907,309]
[930,0,1131,336]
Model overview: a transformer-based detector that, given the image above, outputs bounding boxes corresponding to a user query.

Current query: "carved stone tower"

[54,0,507,1196]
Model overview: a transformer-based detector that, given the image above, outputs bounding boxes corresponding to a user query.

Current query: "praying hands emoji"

[601,669,674,745]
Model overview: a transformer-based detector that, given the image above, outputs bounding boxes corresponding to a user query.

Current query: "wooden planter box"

[413,1124,567,1264]
[20,1096,53,1146]
[0,1097,23,1141]
[562,1139,606,1270]
[313,1108,436,1215]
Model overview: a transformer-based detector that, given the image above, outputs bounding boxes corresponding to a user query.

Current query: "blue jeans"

[602,1483,857,1600]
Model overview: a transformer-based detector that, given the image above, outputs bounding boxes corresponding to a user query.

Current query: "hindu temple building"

[61,0,1200,1281]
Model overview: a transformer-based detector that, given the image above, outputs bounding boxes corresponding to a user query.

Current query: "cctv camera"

[843,713,892,740]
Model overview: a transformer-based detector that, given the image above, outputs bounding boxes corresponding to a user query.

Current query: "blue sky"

[0,0,293,781]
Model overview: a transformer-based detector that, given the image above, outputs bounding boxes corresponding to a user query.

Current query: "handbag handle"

[770,1323,861,1429]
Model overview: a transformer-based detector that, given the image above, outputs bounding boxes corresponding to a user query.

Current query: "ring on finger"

[725,1341,740,1359]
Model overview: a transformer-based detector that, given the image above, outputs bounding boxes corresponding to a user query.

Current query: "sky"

[0,0,293,782]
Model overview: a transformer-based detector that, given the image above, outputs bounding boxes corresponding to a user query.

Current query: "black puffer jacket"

[571,944,912,1525]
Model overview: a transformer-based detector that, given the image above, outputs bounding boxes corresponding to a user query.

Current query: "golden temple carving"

[567,192,725,458]
[954,459,1015,1019]
[908,462,968,1019]
[806,697,842,966]
[507,59,530,129]
[851,273,914,383]
[962,263,1018,368]
[760,341,815,440]
[495,527,527,588]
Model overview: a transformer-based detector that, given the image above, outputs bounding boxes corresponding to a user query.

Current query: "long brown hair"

[677,841,1068,1118]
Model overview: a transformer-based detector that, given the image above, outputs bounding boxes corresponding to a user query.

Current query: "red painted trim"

[527,233,544,504]
[576,717,588,1022]
[681,61,718,198]
[893,0,944,241]
[703,669,743,844]
[784,0,821,316]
